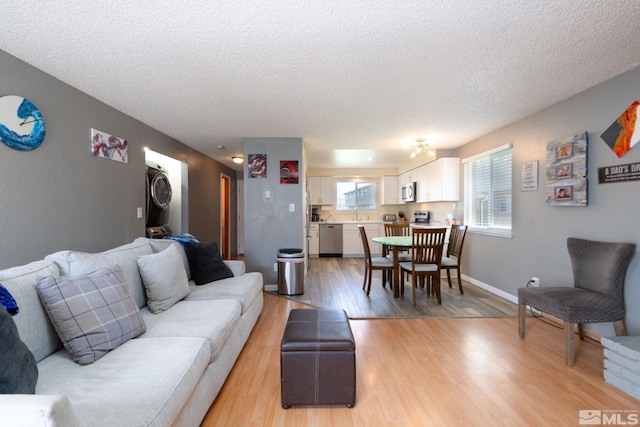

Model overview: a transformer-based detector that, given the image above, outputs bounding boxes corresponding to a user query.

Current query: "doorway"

[220,174,230,259]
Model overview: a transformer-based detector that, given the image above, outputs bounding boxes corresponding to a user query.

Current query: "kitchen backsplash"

[312,201,458,222]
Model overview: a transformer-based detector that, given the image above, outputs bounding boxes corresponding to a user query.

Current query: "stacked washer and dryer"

[145,161,172,239]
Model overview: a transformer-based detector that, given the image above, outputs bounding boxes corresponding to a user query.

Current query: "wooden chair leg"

[614,319,628,336]
[518,303,526,338]
[366,268,373,296]
[362,266,368,291]
[412,274,417,306]
[564,320,575,367]
[456,266,464,294]
[435,275,441,305]
[446,268,452,288]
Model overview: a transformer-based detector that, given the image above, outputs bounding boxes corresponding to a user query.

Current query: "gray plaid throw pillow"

[36,265,146,365]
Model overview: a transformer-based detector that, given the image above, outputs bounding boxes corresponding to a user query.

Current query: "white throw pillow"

[136,244,190,314]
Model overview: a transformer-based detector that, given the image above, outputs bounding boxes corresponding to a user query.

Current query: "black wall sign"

[598,162,640,184]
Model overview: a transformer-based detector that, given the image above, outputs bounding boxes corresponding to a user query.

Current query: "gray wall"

[243,138,304,285]
[454,66,640,335]
[0,49,236,268]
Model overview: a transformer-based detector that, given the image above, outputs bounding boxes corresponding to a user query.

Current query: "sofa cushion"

[141,237,193,280]
[184,241,234,285]
[46,239,153,309]
[36,266,146,365]
[139,299,241,363]
[185,272,263,314]
[0,260,62,362]
[0,308,38,394]
[137,244,190,314]
[36,336,209,427]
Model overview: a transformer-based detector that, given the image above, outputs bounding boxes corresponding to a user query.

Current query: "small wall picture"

[554,185,573,201]
[248,154,267,178]
[555,142,573,160]
[91,128,128,163]
[280,160,299,184]
[554,163,572,179]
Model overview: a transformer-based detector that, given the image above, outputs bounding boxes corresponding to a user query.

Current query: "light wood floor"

[201,293,638,427]
[272,257,518,319]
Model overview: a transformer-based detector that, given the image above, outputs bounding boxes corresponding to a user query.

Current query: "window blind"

[463,145,512,237]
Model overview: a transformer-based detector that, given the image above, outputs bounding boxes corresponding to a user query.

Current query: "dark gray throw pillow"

[184,242,234,285]
[0,308,38,394]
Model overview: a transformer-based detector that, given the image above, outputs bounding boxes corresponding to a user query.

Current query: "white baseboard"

[264,284,278,292]
[460,274,518,304]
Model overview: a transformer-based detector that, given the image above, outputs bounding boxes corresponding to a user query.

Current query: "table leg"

[393,246,400,298]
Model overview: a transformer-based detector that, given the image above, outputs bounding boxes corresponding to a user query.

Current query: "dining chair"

[359,225,394,296]
[518,238,636,366]
[384,223,411,285]
[399,228,447,305]
[440,224,468,294]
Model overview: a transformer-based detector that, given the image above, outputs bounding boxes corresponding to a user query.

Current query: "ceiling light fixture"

[231,156,244,164]
[410,138,434,159]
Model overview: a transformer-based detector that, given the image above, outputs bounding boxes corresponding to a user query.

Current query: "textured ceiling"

[1,1,639,171]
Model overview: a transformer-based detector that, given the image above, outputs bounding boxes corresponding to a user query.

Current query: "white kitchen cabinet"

[342,223,382,257]
[415,158,460,202]
[342,224,361,256]
[366,224,382,255]
[308,176,333,205]
[382,175,399,204]
[308,223,319,256]
[415,164,429,203]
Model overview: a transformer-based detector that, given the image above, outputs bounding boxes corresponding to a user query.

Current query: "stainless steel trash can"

[278,248,305,295]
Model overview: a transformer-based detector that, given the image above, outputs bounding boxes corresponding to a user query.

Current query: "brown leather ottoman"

[280,308,356,408]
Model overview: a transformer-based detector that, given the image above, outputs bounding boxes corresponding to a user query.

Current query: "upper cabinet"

[381,175,399,205]
[308,176,333,205]
[414,157,460,203]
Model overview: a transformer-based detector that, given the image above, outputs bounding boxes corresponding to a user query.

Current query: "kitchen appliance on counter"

[311,207,319,222]
[319,223,343,257]
[383,213,397,222]
[414,211,430,224]
[401,182,416,203]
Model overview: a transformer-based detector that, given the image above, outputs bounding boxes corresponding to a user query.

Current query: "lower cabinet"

[343,223,382,257]
[308,223,319,256]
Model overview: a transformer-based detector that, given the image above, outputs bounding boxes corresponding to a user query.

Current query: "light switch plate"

[289,203,295,212]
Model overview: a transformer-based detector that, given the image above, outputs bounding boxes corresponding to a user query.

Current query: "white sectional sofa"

[0,237,263,427]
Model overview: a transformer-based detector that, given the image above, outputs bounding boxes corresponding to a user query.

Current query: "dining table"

[372,235,412,298]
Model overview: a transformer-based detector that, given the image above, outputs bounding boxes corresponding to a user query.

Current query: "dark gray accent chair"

[518,238,636,366]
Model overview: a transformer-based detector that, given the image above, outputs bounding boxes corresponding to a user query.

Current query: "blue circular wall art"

[0,95,46,151]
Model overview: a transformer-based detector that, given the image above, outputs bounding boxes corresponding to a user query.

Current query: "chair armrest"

[0,395,85,427]
[223,260,246,277]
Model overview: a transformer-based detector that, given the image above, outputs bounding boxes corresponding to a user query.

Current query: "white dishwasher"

[319,223,343,257]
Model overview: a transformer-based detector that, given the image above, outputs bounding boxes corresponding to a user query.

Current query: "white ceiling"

[1,1,639,171]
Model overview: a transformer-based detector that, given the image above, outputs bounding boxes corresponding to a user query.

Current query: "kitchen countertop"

[309,220,451,226]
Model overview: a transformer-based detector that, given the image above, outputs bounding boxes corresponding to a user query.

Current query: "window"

[463,144,512,237]
[335,181,378,211]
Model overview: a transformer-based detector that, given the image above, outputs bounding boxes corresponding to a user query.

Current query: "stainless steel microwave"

[401,182,416,203]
